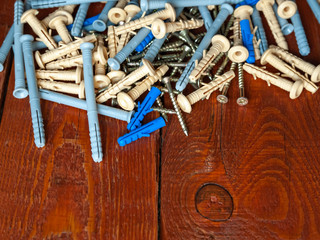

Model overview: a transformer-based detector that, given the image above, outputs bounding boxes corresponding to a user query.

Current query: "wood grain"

[160,1,320,240]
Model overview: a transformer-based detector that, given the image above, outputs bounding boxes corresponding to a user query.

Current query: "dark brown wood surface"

[0,1,319,239]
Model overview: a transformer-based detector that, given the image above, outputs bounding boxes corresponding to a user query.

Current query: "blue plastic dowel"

[251,7,268,55]
[71,3,90,37]
[142,7,184,64]
[32,35,62,51]
[306,0,320,24]
[39,89,134,123]
[20,35,45,148]
[0,25,14,72]
[31,0,117,9]
[235,0,259,8]
[198,6,213,31]
[25,0,32,10]
[140,0,242,12]
[80,42,103,162]
[127,87,161,131]
[273,3,294,36]
[118,117,166,146]
[176,4,233,91]
[13,0,28,99]
[240,19,255,64]
[291,0,310,56]
[67,14,100,31]
[135,31,154,52]
[92,1,117,32]
[108,27,151,70]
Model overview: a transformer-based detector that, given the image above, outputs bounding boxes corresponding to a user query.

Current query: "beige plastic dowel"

[117,64,169,110]
[270,45,320,83]
[35,34,97,69]
[96,59,156,103]
[49,16,78,56]
[189,35,230,82]
[228,18,249,63]
[256,0,288,50]
[276,0,297,19]
[41,9,73,28]
[36,66,83,83]
[114,3,176,35]
[243,63,303,99]
[207,5,216,11]
[94,63,111,89]
[61,4,77,14]
[107,70,126,84]
[45,47,106,70]
[151,19,204,39]
[177,70,236,113]
[117,32,130,52]
[21,9,58,50]
[108,0,128,24]
[234,5,260,60]
[261,49,318,93]
[124,4,141,22]
[38,79,85,99]
[108,26,118,58]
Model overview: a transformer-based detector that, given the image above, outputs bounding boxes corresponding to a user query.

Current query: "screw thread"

[238,62,244,89]
[155,97,168,121]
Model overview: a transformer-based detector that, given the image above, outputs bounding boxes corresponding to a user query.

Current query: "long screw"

[237,62,248,106]
[152,107,177,115]
[163,77,188,136]
[155,96,168,122]
[217,62,237,103]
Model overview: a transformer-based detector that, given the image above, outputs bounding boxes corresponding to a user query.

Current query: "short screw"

[170,45,191,77]
[152,107,177,115]
[21,9,58,50]
[177,29,197,53]
[163,77,189,136]
[160,40,184,51]
[237,63,248,106]
[80,42,103,162]
[20,34,45,148]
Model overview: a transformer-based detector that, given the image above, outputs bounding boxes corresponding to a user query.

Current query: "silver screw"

[155,96,168,122]
[223,14,234,37]
[159,46,184,52]
[171,45,191,77]
[163,77,189,136]
[176,30,197,53]
[158,86,180,95]
[237,62,248,106]
[217,62,237,104]
[160,40,184,51]
[152,107,177,115]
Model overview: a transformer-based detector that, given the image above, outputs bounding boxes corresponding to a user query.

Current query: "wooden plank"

[160,2,320,239]
[0,3,159,239]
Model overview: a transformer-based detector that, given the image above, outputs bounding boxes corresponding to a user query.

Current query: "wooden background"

[0,1,319,239]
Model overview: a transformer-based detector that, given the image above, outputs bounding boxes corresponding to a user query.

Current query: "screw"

[21,9,58,50]
[161,40,184,50]
[223,14,234,37]
[152,107,177,115]
[13,0,28,99]
[80,42,103,162]
[20,35,45,148]
[217,62,237,103]
[171,45,192,77]
[176,4,234,91]
[177,29,197,53]
[163,77,188,136]
[237,63,248,106]
[155,96,168,121]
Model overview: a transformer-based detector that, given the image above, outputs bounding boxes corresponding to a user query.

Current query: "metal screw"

[163,77,188,136]
[237,62,248,106]
[223,14,234,37]
[171,45,191,77]
[160,40,184,51]
[155,97,168,121]
[152,107,177,115]
[177,30,197,53]
[217,62,237,104]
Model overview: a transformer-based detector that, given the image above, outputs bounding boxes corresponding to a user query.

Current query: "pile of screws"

[0,0,319,162]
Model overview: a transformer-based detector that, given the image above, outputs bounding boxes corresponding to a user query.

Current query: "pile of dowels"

[0,0,319,162]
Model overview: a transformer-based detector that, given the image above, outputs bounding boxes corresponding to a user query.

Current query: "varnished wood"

[160,1,320,240]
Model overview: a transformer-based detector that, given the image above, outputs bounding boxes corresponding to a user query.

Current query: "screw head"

[237,97,248,106]
[217,95,228,104]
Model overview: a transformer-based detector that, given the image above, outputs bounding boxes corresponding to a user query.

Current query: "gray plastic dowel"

[273,3,294,36]
[140,0,242,11]
[0,25,14,72]
[198,6,213,30]
[252,7,268,55]
[25,0,32,10]
[80,42,103,162]
[306,0,320,24]
[39,89,134,123]
[142,7,184,64]
[20,35,45,148]
[32,35,62,51]
[13,0,28,99]
[31,0,116,9]
[176,4,233,91]
[92,1,117,32]
[71,3,90,37]
[291,0,310,56]
[108,27,151,70]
